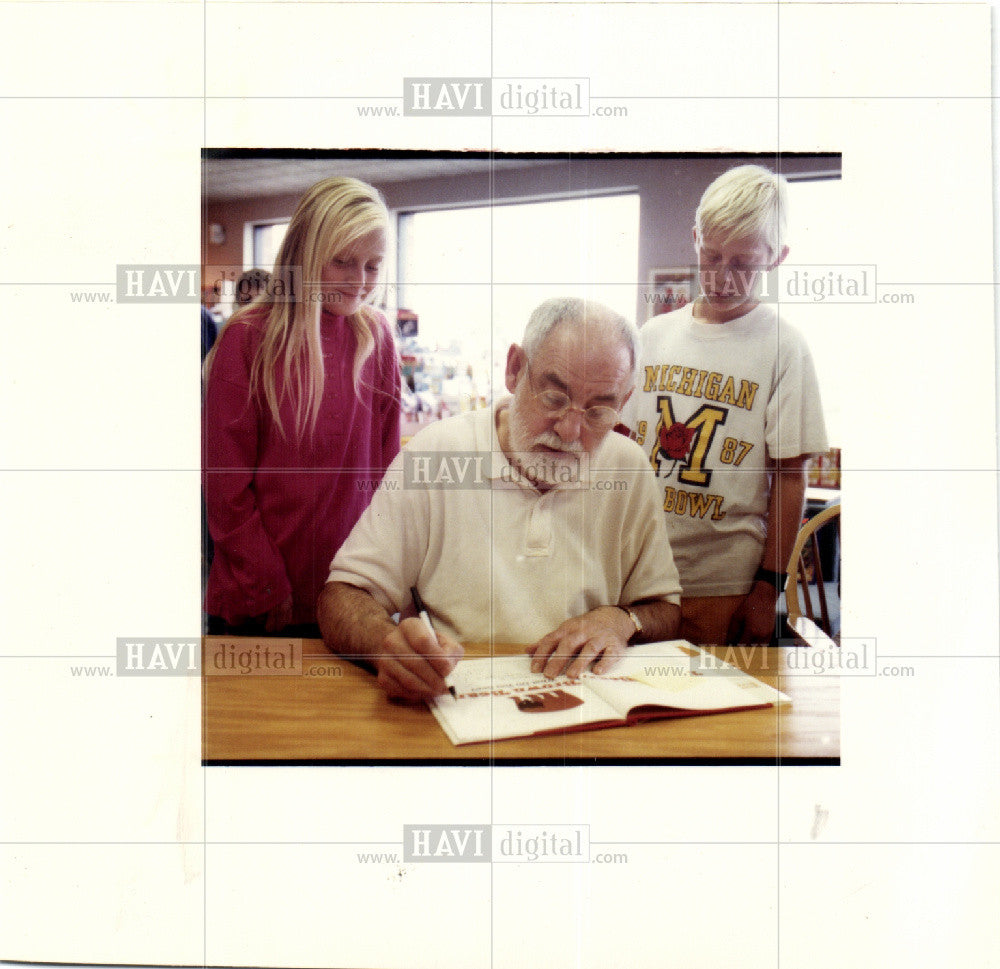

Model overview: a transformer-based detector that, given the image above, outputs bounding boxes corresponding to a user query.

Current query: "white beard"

[505,394,586,488]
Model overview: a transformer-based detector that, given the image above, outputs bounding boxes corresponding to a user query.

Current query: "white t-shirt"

[328,402,681,643]
[622,302,828,596]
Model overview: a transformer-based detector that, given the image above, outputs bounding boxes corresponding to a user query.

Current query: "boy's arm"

[728,454,808,644]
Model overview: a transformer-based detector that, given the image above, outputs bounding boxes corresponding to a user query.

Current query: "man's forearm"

[317,581,397,660]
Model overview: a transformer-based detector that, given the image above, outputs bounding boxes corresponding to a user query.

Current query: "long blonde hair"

[210,176,391,439]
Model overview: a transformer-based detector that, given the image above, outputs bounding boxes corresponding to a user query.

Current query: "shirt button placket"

[524,494,553,556]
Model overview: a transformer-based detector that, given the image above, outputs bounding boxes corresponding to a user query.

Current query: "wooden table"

[202,638,839,765]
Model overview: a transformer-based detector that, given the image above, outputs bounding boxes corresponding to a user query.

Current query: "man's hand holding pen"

[375,617,464,702]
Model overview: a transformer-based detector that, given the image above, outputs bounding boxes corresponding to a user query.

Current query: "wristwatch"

[753,566,788,591]
[621,606,643,642]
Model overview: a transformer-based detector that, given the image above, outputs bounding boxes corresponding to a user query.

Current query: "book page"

[586,641,791,712]
[429,655,623,745]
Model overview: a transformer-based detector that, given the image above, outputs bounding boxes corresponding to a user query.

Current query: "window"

[250,220,289,271]
[397,193,641,393]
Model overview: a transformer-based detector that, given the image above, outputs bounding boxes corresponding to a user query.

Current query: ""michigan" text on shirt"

[642,366,759,412]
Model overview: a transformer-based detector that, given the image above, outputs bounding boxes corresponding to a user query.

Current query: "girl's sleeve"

[202,325,291,622]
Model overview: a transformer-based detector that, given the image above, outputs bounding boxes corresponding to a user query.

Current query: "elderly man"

[318,297,681,700]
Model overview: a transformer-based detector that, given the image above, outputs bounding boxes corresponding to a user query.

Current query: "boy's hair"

[695,164,789,259]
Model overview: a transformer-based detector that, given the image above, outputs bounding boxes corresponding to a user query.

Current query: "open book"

[428,640,789,746]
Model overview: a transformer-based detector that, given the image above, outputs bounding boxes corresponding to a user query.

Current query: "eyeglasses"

[524,363,622,430]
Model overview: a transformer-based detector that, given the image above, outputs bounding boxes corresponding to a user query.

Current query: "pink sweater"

[203,307,401,625]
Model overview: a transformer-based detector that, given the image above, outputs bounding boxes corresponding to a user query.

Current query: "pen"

[410,586,457,698]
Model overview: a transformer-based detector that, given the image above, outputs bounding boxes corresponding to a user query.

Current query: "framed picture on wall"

[646,267,697,319]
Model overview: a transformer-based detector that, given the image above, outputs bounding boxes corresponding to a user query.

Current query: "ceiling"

[202,155,565,202]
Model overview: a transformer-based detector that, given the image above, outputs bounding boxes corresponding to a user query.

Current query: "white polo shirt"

[328,401,681,643]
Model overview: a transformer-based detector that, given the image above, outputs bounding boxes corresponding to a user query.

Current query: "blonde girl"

[203,177,401,633]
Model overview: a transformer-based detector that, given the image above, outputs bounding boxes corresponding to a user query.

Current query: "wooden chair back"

[784,503,840,643]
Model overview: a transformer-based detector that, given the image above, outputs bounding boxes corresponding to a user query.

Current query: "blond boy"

[624,165,828,646]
